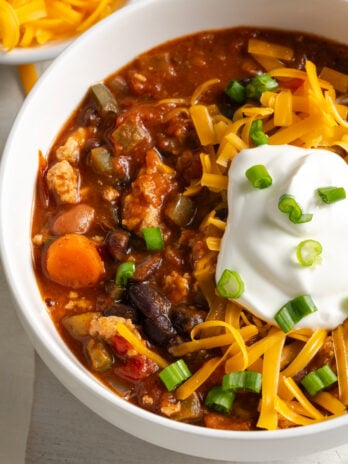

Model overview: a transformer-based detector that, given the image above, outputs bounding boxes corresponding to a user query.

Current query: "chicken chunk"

[46,160,80,204]
[55,128,87,164]
[122,149,177,234]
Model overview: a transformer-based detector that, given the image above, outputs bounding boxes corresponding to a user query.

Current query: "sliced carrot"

[45,233,104,288]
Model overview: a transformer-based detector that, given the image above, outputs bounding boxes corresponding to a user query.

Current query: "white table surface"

[2,60,348,464]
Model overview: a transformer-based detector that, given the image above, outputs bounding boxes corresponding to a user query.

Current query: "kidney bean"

[51,204,95,235]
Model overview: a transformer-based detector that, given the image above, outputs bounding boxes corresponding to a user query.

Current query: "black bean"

[132,254,162,281]
[102,302,139,324]
[170,304,206,337]
[127,282,170,318]
[106,229,130,261]
[144,315,177,346]
[127,282,177,346]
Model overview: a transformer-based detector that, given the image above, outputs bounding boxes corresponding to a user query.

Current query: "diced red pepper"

[115,354,158,381]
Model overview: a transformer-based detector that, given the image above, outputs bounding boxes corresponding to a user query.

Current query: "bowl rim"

[0,40,72,65]
[2,0,348,459]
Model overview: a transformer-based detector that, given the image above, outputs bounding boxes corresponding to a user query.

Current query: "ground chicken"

[89,316,139,357]
[46,160,80,204]
[55,127,87,164]
[122,149,177,234]
[102,186,119,202]
[163,270,190,303]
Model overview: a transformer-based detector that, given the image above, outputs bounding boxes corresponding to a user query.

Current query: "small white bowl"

[0,0,139,65]
[0,39,73,65]
[1,0,348,461]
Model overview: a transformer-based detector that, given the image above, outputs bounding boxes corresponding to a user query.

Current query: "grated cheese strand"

[225,329,284,372]
[274,397,318,426]
[332,322,348,405]
[257,328,286,430]
[282,376,324,420]
[116,321,168,369]
[312,391,346,416]
[169,324,257,357]
[248,38,294,61]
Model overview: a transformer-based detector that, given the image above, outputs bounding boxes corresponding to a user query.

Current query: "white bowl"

[0,0,139,65]
[1,0,348,460]
[0,39,72,65]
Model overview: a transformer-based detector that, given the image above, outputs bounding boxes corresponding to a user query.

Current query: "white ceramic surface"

[1,0,348,461]
[0,40,71,65]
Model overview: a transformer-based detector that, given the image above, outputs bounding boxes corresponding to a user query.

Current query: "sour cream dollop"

[216,144,348,329]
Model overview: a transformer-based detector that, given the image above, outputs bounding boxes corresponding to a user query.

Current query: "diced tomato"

[115,354,158,381]
[279,78,304,92]
[111,334,133,356]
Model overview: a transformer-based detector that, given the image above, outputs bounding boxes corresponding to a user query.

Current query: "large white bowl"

[1,0,348,460]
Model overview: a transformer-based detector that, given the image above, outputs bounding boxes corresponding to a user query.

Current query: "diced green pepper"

[90,83,119,116]
[86,338,114,372]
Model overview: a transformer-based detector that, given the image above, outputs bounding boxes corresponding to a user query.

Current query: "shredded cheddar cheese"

[312,392,347,416]
[248,38,294,61]
[168,324,258,357]
[257,328,286,430]
[0,0,128,51]
[282,376,324,420]
[174,320,249,400]
[332,321,348,404]
[274,397,318,426]
[116,321,168,369]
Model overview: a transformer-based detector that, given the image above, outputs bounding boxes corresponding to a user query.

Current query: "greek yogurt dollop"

[216,144,348,329]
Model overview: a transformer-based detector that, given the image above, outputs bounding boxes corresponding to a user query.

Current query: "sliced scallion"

[317,186,346,204]
[205,386,235,414]
[159,359,192,391]
[222,370,262,394]
[115,262,135,287]
[301,365,338,396]
[225,79,246,103]
[296,239,322,267]
[274,295,318,333]
[216,269,245,299]
[246,74,279,99]
[278,194,313,224]
[250,119,269,146]
[142,227,164,250]
[245,164,272,189]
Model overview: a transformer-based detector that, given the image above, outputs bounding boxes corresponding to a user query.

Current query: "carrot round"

[45,234,104,289]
